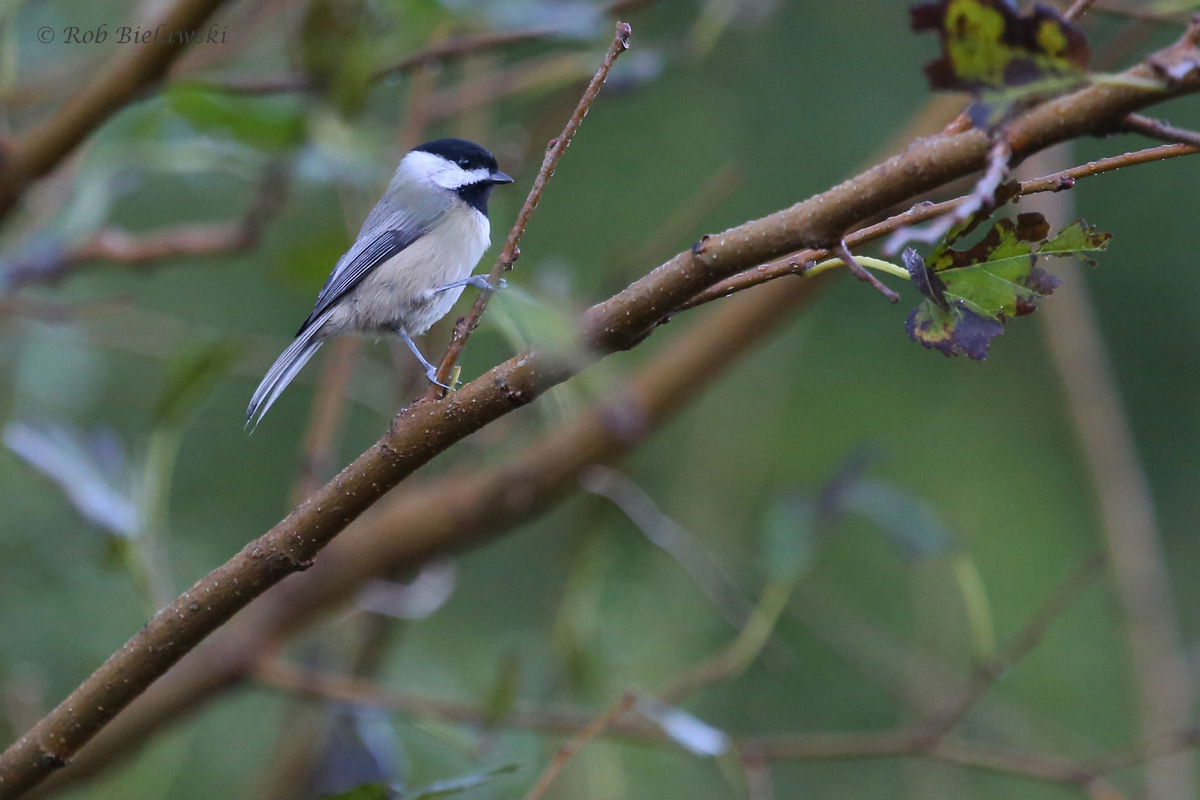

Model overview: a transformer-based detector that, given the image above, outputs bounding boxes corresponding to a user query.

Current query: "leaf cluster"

[903,212,1110,359]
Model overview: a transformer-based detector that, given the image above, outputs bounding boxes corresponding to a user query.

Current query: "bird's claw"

[433,275,506,294]
[470,275,505,292]
[425,366,453,390]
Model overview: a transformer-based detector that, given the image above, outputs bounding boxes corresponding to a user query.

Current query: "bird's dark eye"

[456,158,471,168]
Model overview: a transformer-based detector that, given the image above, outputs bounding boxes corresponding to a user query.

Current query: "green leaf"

[904,215,1110,359]
[154,340,239,427]
[321,784,390,800]
[1039,219,1113,264]
[404,764,519,799]
[911,0,1091,127]
[167,84,305,150]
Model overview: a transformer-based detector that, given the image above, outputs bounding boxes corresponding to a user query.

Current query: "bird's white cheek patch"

[434,166,492,190]
[402,151,491,190]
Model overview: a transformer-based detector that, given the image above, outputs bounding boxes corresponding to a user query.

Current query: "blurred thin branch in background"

[189,0,647,97]
[1028,144,1197,800]
[242,550,1171,800]
[1,164,289,293]
[520,690,636,800]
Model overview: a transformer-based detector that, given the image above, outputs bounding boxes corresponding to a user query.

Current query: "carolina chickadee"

[247,138,513,427]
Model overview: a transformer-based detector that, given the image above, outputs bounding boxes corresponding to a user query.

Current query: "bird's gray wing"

[296,189,449,336]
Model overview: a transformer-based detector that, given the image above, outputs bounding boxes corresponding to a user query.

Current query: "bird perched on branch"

[247,138,513,428]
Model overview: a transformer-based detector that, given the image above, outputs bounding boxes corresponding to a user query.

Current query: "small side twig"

[885,137,1012,253]
[1122,113,1200,148]
[834,240,900,302]
[426,22,632,397]
[521,691,636,800]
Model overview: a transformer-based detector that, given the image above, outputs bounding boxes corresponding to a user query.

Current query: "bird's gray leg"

[397,328,452,389]
[432,274,506,294]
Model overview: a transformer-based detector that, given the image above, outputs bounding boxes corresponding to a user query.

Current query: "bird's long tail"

[246,320,327,430]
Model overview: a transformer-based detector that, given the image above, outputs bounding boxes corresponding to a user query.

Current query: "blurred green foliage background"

[2,0,1200,798]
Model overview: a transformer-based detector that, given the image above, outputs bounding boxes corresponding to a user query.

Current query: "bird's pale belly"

[320,207,490,338]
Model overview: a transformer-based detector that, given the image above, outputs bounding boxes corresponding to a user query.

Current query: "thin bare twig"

[427,22,633,395]
[521,691,636,800]
[834,240,900,301]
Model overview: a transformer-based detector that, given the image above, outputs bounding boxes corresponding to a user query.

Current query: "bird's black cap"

[413,138,499,172]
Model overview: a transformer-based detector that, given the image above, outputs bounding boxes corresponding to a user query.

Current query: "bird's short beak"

[489,171,514,184]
